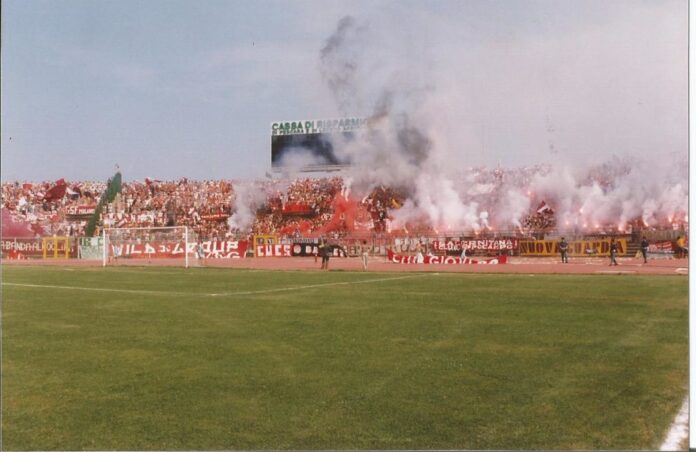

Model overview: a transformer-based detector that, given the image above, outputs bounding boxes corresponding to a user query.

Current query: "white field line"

[594,270,637,274]
[1,274,432,299]
[215,273,432,296]
[660,395,689,451]
[2,282,195,297]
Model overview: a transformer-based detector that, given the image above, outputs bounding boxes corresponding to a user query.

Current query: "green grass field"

[1,265,688,450]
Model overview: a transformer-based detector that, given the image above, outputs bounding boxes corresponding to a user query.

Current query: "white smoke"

[229,8,686,235]
[310,13,687,233]
[228,180,282,232]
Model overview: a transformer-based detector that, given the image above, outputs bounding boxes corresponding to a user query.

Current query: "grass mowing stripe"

[2,274,433,298]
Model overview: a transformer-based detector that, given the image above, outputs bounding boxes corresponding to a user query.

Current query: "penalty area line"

[217,273,434,296]
[1,282,195,297]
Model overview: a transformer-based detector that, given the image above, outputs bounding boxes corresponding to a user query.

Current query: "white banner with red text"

[107,240,248,259]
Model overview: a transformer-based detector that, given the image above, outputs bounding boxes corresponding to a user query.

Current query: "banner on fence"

[1,238,44,258]
[256,244,292,257]
[649,241,675,253]
[79,237,104,259]
[518,238,628,257]
[291,243,318,257]
[257,243,347,257]
[431,238,518,253]
[387,249,507,264]
[110,240,248,259]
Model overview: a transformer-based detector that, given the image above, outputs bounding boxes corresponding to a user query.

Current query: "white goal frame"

[102,226,191,268]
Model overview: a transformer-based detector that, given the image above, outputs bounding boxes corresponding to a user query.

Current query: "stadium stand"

[1,168,688,259]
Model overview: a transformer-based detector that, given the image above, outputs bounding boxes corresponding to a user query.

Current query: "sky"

[0,0,688,183]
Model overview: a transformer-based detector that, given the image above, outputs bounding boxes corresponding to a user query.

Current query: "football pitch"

[1,265,688,450]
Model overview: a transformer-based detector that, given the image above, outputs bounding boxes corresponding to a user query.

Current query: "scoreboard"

[270,118,367,171]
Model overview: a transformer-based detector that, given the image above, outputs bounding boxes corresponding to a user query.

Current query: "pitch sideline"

[659,395,689,451]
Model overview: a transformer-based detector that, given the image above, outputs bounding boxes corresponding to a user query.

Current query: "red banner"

[256,244,293,257]
[282,203,314,215]
[431,238,518,252]
[110,240,248,259]
[200,213,229,221]
[1,238,44,257]
[387,249,507,265]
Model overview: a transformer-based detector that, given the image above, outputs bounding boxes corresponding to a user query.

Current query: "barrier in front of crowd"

[1,236,78,259]
[1,237,45,259]
[518,238,628,257]
[1,233,682,260]
[43,236,70,259]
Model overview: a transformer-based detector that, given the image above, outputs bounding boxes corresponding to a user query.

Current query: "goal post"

[102,226,194,267]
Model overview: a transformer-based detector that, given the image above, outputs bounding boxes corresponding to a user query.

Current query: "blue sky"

[1,0,687,182]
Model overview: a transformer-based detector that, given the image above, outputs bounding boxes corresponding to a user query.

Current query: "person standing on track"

[559,237,569,263]
[361,240,369,271]
[415,240,424,264]
[640,236,649,264]
[319,236,330,270]
[195,241,205,266]
[460,241,468,261]
[609,238,619,266]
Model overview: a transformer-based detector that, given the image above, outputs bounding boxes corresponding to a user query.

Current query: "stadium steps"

[625,241,641,257]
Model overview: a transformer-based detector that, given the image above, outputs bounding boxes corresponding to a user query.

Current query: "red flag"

[43,179,68,201]
[536,200,553,214]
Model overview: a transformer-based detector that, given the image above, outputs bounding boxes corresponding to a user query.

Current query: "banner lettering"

[109,240,248,259]
[518,238,628,256]
[387,249,507,265]
[431,238,518,252]
[1,238,44,257]
[65,204,97,217]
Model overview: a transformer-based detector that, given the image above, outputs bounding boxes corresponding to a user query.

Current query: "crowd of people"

[102,179,234,240]
[249,177,344,236]
[1,172,687,241]
[2,180,106,237]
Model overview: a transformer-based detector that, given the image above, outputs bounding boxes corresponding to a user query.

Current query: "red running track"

[3,256,688,276]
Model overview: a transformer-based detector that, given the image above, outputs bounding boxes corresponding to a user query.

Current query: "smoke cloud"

[309,8,687,233]
[228,180,284,232]
[228,4,686,235]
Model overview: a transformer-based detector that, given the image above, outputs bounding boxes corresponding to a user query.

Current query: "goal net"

[102,226,194,267]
